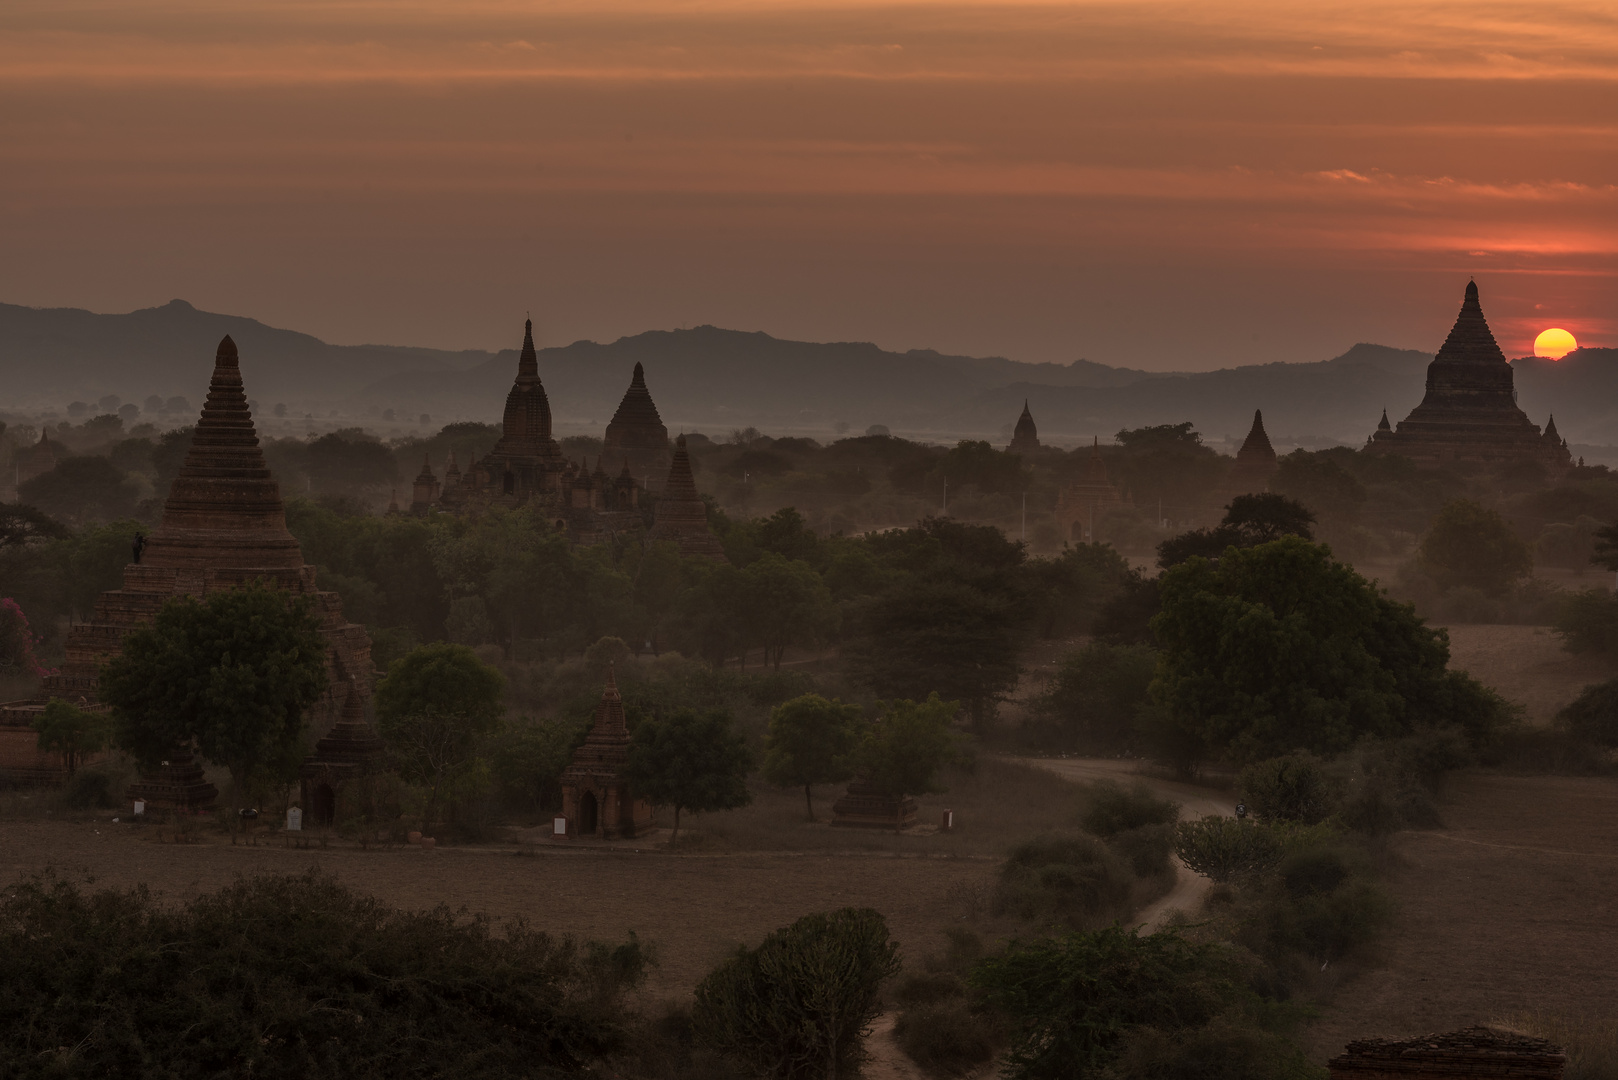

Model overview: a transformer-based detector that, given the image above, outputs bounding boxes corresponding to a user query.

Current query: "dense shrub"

[1554,589,1618,664]
[1173,817,1291,883]
[1237,754,1341,825]
[893,1000,1000,1078]
[692,907,900,1080]
[994,834,1135,928]
[1028,643,1157,753]
[60,765,123,810]
[1557,677,1618,748]
[1241,847,1394,968]
[1080,780,1181,837]
[0,870,645,1079]
[970,926,1252,1080]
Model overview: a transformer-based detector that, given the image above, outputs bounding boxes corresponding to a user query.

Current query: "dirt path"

[1010,757,1232,930]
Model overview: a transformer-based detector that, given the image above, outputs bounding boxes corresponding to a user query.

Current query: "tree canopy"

[762,694,866,819]
[1150,536,1506,767]
[856,694,965,799]
[626,708,753,842]
[1419,498,1534,595]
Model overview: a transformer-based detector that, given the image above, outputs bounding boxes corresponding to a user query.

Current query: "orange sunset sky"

[2,0,1614,368]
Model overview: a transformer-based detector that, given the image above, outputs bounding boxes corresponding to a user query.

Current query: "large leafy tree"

[0,503,68,549]
[847,579,1023,730]
[1150,536,1506,768]
[856,694,966,799]
[32,699,115,776]
[626,708,753,843]
[99,583,330,798]
[1157,493,1315,569]
[741,553,839,670]
[375,643,507,831]
[1418,498,1533,595]
[762,694,866,819]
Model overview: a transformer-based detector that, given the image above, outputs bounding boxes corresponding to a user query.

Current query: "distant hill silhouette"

[3,300,1612,446]
[0,299,491,405]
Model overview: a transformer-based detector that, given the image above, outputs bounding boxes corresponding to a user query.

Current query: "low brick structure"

[830,781,918,830]
[1328,1026,1566,1079]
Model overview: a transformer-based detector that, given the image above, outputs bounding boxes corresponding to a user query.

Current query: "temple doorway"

[311,783,335,827]
[579,791,598,835]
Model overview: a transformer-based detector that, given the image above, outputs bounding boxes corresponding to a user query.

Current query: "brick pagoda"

[1009,400,1040,455]
[648,435,726,560]
[0,335,376,804]
[1366,281,1572,474]
[1218,409,1279,503]
[602,362,673,491]
[558,669,653,839]
[1054,438,1125,543]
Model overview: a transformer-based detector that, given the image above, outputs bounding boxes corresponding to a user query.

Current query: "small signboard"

[941,809,955,832]
[286,807,303,832]
[132,800,145,817]
[553,817,568,838]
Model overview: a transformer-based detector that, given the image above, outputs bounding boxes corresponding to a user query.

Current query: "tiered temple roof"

[649,435,726,560]
[1009,401,1040,455]
[1366,281,1572,474]
[602,362,672,489]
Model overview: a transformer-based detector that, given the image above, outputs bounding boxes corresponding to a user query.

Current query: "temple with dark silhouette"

[558,670,653,839]
[413,321,722,552]
[1365,281,1572,474]
[0,336,379,804]
[1054,438,1126,542]
[602,362,673,490]
[1218,409,1279,502]
[1008,401,1040,455]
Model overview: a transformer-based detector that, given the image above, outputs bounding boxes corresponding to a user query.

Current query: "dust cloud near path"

[1012,757,1233,931]
[1440,623,1610,724]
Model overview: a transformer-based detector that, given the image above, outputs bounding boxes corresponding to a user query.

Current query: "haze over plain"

[3,0,1615,368]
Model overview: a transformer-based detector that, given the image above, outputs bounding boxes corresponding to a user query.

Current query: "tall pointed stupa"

[1009,401,1040,455]
[601,362,672,490]
[0,335,373,797]
[1220,409,1279,500]
[648,435,725,560]
[450,319,568,506]
[1366,282,1571,473]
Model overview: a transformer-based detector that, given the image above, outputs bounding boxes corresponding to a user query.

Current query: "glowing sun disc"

[1535,327,1578,359]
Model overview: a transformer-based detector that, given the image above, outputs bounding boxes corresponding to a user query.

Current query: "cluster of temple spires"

[387,321,723,559]
[1010,280,1571,541]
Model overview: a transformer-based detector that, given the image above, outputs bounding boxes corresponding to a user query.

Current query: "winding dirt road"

[1011,757,1233,931]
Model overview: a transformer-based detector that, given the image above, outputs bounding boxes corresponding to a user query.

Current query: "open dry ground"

[5,757,1615,1071]
[1305,771,1618,1057]
[1441,623,1612,724]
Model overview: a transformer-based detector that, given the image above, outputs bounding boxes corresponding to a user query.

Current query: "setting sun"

[1534,327,1578,359]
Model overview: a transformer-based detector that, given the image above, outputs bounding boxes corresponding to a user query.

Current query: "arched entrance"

[579,791,598,835]
[312,783,336,826]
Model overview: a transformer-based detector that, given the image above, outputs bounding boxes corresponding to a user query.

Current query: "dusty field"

[1441,623,1612,724]
[1306,771,1618,1058]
